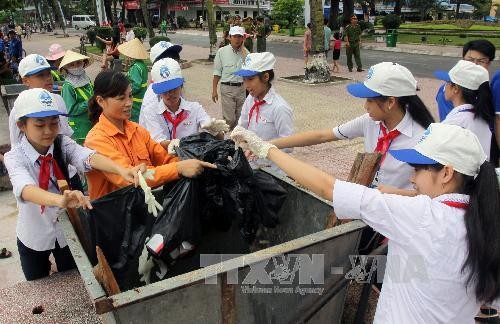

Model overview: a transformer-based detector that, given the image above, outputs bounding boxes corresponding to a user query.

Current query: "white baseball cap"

[229,26,245,36]
[149,41,182,63]
[18,54,52,77]
[390,123,487,177]
[234,52,276,77]
[347,62,417,98]
[434,60,489,91]
[151,58,184,94]
[14,88,66,121]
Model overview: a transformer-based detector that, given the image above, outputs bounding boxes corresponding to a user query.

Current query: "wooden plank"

[94,246,121,296]
[221,272,236,324]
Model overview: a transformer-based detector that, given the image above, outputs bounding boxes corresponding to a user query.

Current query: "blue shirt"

[8,37,22,59]
[0,39,4,52]
[492,70,500,115]
[436,83,454,121]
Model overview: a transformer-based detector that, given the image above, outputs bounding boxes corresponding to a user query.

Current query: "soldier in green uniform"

[256,17,270,53]
[59,51,94,145]
[242,17,255,52]
[118,38,149,122]
[344,15,363,72]
[220,16,232,48]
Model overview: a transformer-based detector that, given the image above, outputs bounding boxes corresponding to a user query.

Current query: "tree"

[0,0,22,11]
[343,0,354,19]
[305,0,330,83]
[328,0,340,29]
[271,0,304,30]
[206,0,217,60]
[140,0,155,37]
[408,0,443,20]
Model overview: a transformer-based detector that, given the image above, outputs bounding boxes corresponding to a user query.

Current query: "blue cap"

[389,149,439,165]
[152,78,184,94]
[24,110,67,118]
[24,66,52,77]
[234,69,259,77]
[433,71,451,82]
[346,83,381,98]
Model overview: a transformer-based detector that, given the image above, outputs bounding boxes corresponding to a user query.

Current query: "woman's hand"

[59,190,92,210]
[119,163,147,187]
[176,159,217,178]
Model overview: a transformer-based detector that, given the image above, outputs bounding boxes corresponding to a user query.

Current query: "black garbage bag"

[78,186,155,291]
[175,133,253,232]
[250,170,288,227]
[149,178,201,264]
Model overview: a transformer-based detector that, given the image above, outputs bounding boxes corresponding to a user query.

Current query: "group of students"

[1,32,500,322]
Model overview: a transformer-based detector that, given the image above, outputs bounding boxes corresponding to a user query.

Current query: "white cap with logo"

[14,88,66,121]
[18,54,52,78]
[149,41,182,63]
[434,60,489,91]
[234,52,276,77]
[390,123,487,177]
[151,58,184,94]
[347,62,417,98]
[229,26,245,36]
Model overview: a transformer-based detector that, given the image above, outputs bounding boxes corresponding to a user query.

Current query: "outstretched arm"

[270,129,337,149]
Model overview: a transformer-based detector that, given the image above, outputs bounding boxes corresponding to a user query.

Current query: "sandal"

[475,307,499,322]
[0,248,12,259]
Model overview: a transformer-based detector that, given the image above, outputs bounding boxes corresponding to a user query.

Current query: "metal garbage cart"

[1,83,63,114]
[60,169,367,324]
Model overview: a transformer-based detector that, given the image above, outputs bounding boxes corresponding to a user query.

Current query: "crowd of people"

[0,22,499,322]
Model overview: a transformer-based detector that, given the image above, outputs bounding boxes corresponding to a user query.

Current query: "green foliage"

[358,20,374,32]
[95,27,112,52]
[149,36,171,47]
[382,14,401,30]
[86,28,97,46]
[133,27,147,41]
[271,0,304,28]
[177,16,188,29]
[0,0,22,12]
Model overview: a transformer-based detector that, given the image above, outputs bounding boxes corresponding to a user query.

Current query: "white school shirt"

[237,87,294,170]
[125,30,135,42]
[442,103,491,161]
[140,97,211,142]
[333,112,425,189]
[333,180,481,323]
[4,135,94,251]
[139,84,159,127]
[9,93,73,146]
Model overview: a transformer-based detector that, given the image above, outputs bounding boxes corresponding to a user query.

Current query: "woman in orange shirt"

[85,70,215,200]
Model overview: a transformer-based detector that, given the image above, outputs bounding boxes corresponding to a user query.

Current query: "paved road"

[167,32,500,78]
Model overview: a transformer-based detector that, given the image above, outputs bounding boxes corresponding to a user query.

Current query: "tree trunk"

[120,0,126,21]
[455,0,461,17]
[369,0,376,16]
[140,0,155,37]
[113,0,117,20]
[343,0,354,20]
[104,0,113,23]
[36,1,44,32]
[55,0,68,36]
[206,0,217,60]
[44,0,56,30]
[393,0,401,15]
[305,0,330,83]
[329,0,340,29]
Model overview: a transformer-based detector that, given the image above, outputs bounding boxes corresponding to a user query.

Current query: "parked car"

[72,15,97,30]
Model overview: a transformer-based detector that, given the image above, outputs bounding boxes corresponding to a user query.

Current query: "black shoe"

[348,68,353,72]
[357,68,364,72]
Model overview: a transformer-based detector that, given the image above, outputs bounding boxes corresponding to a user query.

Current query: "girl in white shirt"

[434,60,498,165]
[141,58,228,153]
[231,123,500,324]
[4,88,143,281]
[234,52,294,171]
[271,62,434,192]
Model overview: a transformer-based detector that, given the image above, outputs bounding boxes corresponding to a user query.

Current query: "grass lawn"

[276,27,306,36]
[393,33,500,47]
[85,46,152,65]
[399,23,500,31]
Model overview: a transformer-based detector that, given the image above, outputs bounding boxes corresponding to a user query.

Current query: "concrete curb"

[360,44,462,58]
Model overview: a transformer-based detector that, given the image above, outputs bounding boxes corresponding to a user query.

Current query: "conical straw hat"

[118,38,148,60]
[59,50,91,71]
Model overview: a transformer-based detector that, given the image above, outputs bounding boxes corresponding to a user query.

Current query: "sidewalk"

[174,29,500,59]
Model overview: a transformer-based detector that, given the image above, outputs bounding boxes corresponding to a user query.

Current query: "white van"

[72,15,96,30]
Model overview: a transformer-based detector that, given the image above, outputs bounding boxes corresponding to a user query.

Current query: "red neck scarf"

[441,201,469,209]
[163,110,188,139]
[374,124,401,164]
[247,99,266,128]
[38,154,66,213]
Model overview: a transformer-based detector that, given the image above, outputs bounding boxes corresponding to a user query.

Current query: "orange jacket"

[85,114,179,200]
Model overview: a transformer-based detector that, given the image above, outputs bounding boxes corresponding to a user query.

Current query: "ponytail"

[88,96,102,125]
[461,82,494,126]
[462,161,500,303]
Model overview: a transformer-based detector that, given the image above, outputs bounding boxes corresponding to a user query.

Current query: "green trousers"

[346,43,362,70]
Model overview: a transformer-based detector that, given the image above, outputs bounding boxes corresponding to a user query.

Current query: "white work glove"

[167,138,180,155]
[230,126,276,159]
[138,240,154,285]
[138,170,164,217]
[201,118,230,136]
